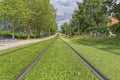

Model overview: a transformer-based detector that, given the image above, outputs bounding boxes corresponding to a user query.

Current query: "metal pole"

[69,23,71,36]
[77,21,80,35]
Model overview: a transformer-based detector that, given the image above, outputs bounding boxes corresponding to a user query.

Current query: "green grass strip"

[64,38,120,80]
[22,37,98,80]
[67,36,120,55]
[0,36,57,80]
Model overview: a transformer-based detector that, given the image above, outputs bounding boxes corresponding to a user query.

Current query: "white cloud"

[50,0,82,28]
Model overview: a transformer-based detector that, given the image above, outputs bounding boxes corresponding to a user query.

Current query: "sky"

[50,0,82,30]
[50,0,120,30]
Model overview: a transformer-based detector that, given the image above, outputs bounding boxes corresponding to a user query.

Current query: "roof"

[107,16,119,26]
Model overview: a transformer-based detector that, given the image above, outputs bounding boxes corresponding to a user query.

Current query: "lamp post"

[69,23,71,36]
[77,21,80,35]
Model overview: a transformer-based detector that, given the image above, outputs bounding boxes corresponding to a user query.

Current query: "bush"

[110,22,120,36]
[0,33,12,38]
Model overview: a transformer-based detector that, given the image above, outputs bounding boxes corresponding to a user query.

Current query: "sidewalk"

[0,35,56,51]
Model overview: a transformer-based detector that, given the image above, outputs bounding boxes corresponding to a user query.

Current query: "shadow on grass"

[71,37,120,55]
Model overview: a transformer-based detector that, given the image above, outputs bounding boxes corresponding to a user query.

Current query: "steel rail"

[15,38,57,80]
[62,39,110,80]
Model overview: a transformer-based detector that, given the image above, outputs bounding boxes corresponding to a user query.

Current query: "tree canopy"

[0,0,57,39]
[61,0,120,36]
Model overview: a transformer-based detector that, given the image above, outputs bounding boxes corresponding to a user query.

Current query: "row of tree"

[0,0,57,39]
[61,0,120,36]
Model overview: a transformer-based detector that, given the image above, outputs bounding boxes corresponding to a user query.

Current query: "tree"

[0,0,57,39]
[109,0,120,35]
[61,22,70,35]
[64,0,109,35]
[113,1,120,20]
[0,0,25,38]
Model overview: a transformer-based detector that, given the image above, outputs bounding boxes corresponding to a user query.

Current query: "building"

[107,16,119,26]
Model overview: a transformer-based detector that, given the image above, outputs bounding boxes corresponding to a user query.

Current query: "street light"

[69,23,71,36]
[77,20,80,35]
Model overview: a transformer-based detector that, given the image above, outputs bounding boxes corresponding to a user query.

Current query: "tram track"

[0,36,56,56]
[14,37,57,80]
[62,39,110,80]
[14,36,109,80]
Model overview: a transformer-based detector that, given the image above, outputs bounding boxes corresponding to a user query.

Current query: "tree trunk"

[49,29,51,36]
[11,20,15,39]
[12,30,15,38]
[27,26,30,39]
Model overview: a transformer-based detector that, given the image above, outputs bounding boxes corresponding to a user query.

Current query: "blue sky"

[50,0,82,29]
[50,0,120,30]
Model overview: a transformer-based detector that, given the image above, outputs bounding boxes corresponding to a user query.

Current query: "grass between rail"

[0,36,57,80]
[62,35,120,80]
[22,37,98,80]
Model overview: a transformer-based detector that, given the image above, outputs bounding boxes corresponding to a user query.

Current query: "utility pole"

[69,23,72,36]
[77,21,80,35]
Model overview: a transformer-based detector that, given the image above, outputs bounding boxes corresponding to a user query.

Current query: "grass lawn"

[0,36,57,80]
[22,37,98,80]
[68,36,120,55]
[62,36,120,80]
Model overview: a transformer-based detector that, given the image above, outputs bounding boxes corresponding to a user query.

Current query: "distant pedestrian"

[109,30,116,37]
[94,33,97,37]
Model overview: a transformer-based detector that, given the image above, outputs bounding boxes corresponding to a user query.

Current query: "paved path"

[0,35,56,51]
